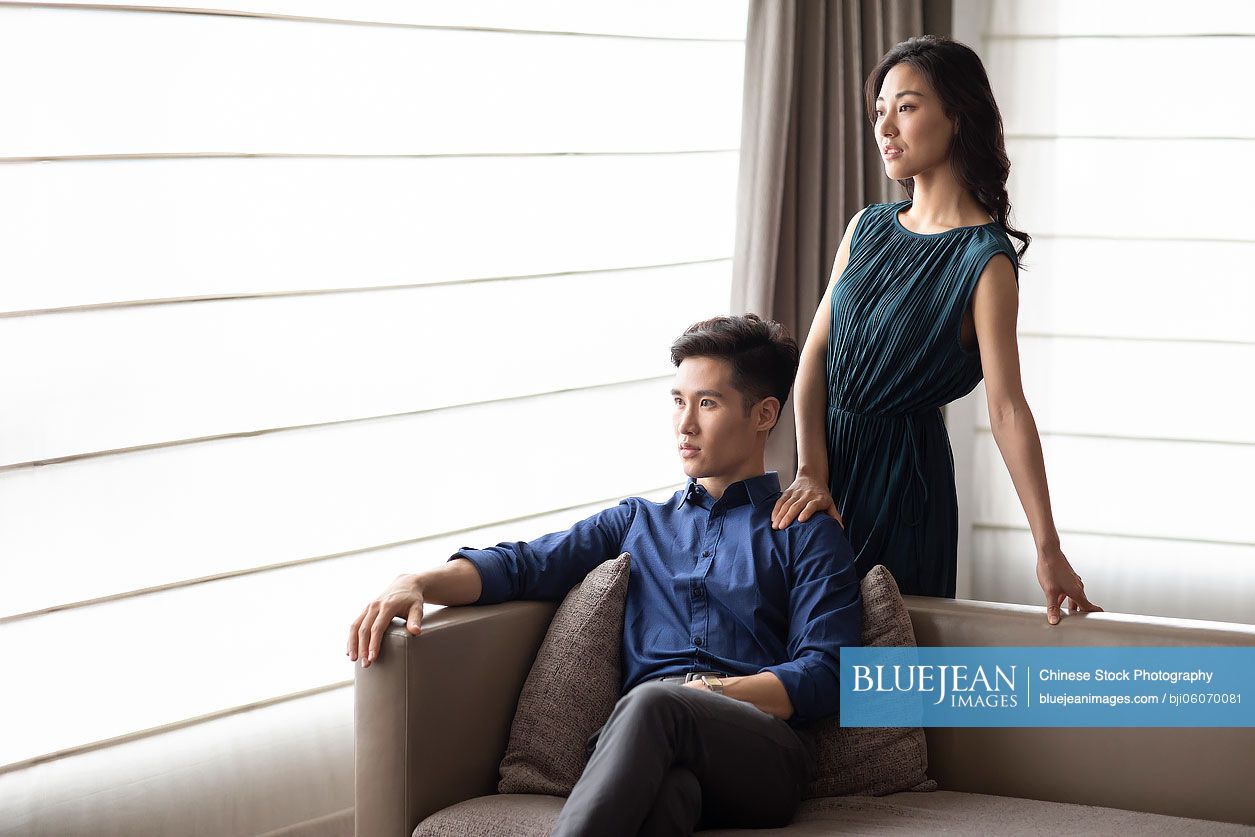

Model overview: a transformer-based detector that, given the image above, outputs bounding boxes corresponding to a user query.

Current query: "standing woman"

[769,35,1100,626]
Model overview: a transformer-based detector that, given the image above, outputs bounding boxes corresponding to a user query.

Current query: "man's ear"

[755,397,781,432]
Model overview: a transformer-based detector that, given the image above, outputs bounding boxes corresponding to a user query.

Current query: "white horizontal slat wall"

[0,262,731,473]
[0,3,743,159]
[1,155,735,315]
[0,2,747,834]
[948,0,1255,624]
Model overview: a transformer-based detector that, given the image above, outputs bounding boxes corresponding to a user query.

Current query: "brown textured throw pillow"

[496,552,631,796]
[797,564,937,797]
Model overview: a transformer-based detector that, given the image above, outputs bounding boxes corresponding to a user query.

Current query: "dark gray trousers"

[549,680,818,836]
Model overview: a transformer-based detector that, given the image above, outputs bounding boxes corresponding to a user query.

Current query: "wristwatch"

[700,675,725,695]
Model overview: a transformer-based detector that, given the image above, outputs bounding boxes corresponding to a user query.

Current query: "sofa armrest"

[353,599,559,837]
[903,595,1255,825]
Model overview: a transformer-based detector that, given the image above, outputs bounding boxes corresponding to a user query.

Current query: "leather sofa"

[354,596,1255,835]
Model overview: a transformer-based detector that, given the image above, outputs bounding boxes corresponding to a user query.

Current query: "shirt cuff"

[759,658,837,725]
[448,548,510,605]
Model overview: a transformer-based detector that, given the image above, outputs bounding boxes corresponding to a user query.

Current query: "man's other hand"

[347,573,425,668]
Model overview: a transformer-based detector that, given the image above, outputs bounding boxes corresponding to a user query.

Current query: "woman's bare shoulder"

[842,205,874,239]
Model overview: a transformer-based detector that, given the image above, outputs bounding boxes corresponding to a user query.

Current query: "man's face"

[670,356,769,481]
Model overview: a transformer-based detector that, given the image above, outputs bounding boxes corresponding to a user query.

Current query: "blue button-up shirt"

[450,470,863,727]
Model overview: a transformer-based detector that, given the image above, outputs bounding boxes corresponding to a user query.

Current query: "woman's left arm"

[971,253,1102,625]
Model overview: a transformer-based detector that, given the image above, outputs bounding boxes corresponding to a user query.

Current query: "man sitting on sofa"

[347,313,863,835]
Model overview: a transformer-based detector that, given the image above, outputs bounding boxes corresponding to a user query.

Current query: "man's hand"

[681,673,793,720]
[771,472,844,530]
[347,573,425,668]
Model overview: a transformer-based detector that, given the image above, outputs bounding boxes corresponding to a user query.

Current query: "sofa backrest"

[905,595,1255,825]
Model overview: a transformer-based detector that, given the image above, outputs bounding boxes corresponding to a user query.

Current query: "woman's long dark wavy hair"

[864,35,1031,266]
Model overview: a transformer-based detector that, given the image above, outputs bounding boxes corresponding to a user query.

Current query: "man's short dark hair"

[669,313,800,432]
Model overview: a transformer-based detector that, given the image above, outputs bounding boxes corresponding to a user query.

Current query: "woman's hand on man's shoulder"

[771,472,844,530]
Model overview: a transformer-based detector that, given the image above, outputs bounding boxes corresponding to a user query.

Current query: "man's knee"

[633,765,703,836]
[659,764,700,805]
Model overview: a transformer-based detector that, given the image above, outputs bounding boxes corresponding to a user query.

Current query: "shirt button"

[693,637,702,646]
[702,550,711,557]
[693,587,704,599]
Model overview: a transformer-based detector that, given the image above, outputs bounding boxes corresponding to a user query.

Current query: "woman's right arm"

[771,207,866,529]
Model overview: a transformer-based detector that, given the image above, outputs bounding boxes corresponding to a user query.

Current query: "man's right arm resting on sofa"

[346,557,484,668]
[347,500,634,668]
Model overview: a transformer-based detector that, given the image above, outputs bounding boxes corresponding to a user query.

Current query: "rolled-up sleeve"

[758,518,862,725]
[448,499,636,605]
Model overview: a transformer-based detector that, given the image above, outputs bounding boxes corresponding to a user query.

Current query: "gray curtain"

[731,0,949,485]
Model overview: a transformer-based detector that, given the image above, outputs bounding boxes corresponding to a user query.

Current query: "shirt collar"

[676,470,781,510]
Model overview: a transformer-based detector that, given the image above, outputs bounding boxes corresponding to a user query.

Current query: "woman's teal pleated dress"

[825,199,1020,598]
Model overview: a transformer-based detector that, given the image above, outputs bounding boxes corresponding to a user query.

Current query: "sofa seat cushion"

[413,791,1252,836]
[413,794,562,836]
[706,791,1254,835]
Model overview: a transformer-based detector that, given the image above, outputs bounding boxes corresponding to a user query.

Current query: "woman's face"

[875,63,957,179]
